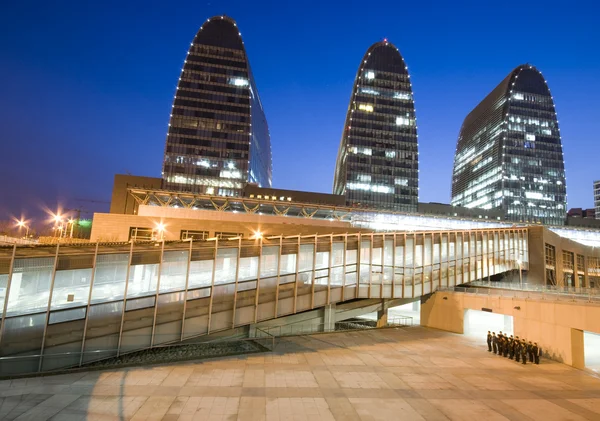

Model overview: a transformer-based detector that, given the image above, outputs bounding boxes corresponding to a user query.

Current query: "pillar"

[376,308,388,328]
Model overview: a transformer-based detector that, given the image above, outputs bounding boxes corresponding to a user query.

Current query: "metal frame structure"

[0,227,532,375]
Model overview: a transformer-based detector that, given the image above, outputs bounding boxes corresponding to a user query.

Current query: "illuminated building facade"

[451,65,566,225]
[595,180,600,219]
[333,40,418,212]
[162,15,272,196]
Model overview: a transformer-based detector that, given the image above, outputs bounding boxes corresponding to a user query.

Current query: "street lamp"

[155,222,165,241]
[16,220,29,238]
[516,258,523,289]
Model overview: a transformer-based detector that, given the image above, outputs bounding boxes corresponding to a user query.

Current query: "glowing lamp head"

[253,230,263,240]
[17,220,25,228]
[156,222,165,232]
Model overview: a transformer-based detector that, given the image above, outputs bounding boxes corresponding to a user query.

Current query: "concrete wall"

[90,209,363,242]
[421,291,600,369]
[110,174,162,215]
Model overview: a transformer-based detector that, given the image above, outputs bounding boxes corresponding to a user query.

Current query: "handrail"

[439,285,600,304]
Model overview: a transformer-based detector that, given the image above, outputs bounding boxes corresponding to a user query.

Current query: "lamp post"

[516,258,523,289]
[155,222,165,241]
[16,220,29,238]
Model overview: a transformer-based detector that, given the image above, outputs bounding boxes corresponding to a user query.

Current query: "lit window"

[358,174,371,182]
[228,78,248,86]
[271,196,277,200]
[385,150,396,159]
[257,195,262,199]
[358,104,374,112]
[249,194,255,198]
[396,116,411,126]
[287,197,292,201]
[206,187,215,195]
[393,92,412,100]
[513,93,524,100]
[366,71,375,79]
[394,178,408,186]
[526,134,536,141]
[197,160,210,168]
[279,196,285,201]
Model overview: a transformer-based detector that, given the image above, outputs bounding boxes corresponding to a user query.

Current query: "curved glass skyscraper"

[162,15,272,196]
[333,41,419,212]
[451,64,566,225]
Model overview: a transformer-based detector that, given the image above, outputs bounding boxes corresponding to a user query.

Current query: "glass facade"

[162,15,272,196]
[333,41,418,212]
[0,228,527,375]
[451,65,566,225]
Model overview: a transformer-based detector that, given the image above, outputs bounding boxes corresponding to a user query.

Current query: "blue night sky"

[1,0,599,224]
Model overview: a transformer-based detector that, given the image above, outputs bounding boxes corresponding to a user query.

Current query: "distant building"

[451,64,567,226]
[595,180,600,219]
[110,174,162,215]
[418,203,504,221]
[333,40,418,212]
[567,208,596,219]
[243,184,346,207]
[162,15,272,196]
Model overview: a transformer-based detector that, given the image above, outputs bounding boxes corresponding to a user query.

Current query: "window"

[365,71,375,79]
[562,251,574,271]
[129,227,153,241]
[545,244,556,267]
[215,232,241,239]
[180,230,209,240]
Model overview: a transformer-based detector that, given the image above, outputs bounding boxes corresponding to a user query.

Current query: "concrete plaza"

[1,326,600,421]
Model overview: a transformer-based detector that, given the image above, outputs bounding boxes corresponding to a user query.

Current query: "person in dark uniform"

[492,332,497,354]
[508,336,514,360]
[514,337,520,362]
[521,340,527,364]
[503,335,509,357]
[528,341,534,363]
[487,331,492,352]
[533,342,540,364]
[497,334,504,356]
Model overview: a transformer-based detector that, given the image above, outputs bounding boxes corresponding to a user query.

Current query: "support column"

[323,303,336,332]
[376,300,388,328]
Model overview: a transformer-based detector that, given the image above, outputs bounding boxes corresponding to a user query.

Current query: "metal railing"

[469,280,600,296]
[439,285,600,304]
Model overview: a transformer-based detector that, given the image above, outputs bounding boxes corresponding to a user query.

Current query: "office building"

[333,40,418,212]
[162,15,272,196]
[451,65,567,225]
[595,180,600,219]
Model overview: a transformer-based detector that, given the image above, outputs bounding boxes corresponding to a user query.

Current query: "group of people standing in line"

[486,331,542,364]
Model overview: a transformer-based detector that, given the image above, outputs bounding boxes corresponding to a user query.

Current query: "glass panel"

[315,251,329,270]
[384,239,394,266]
[346,249,357,265]
[359,240,370,284]
[424,235,432,266]
[332,242,344,267]
[187,287,211,300]
[51,268,92,310]
[279,253,297,276]
[405,237,414,266]
[127,264,159,298]
[239,256,258,282]
[160,250,189,292]
[298,244,314,272]
[394,244,404,267]
[214,248,238,285]
[331,266,344,286]
[7,257,54,316]
[126,296,156,311]
[92,253,128,303]
[188,260,213,288]
[49,307,86,324]
[0,274,8,316]
[260,247,278,278]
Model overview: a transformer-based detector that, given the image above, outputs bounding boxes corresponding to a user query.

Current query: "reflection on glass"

[51,268,92,310]
[127,264,159,298]
[7,257,54,316]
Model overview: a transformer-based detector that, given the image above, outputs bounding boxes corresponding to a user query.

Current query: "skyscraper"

[451,64,566,226]
[162,15,272,196]
[594,180,600,219]
[333,40,418,212]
